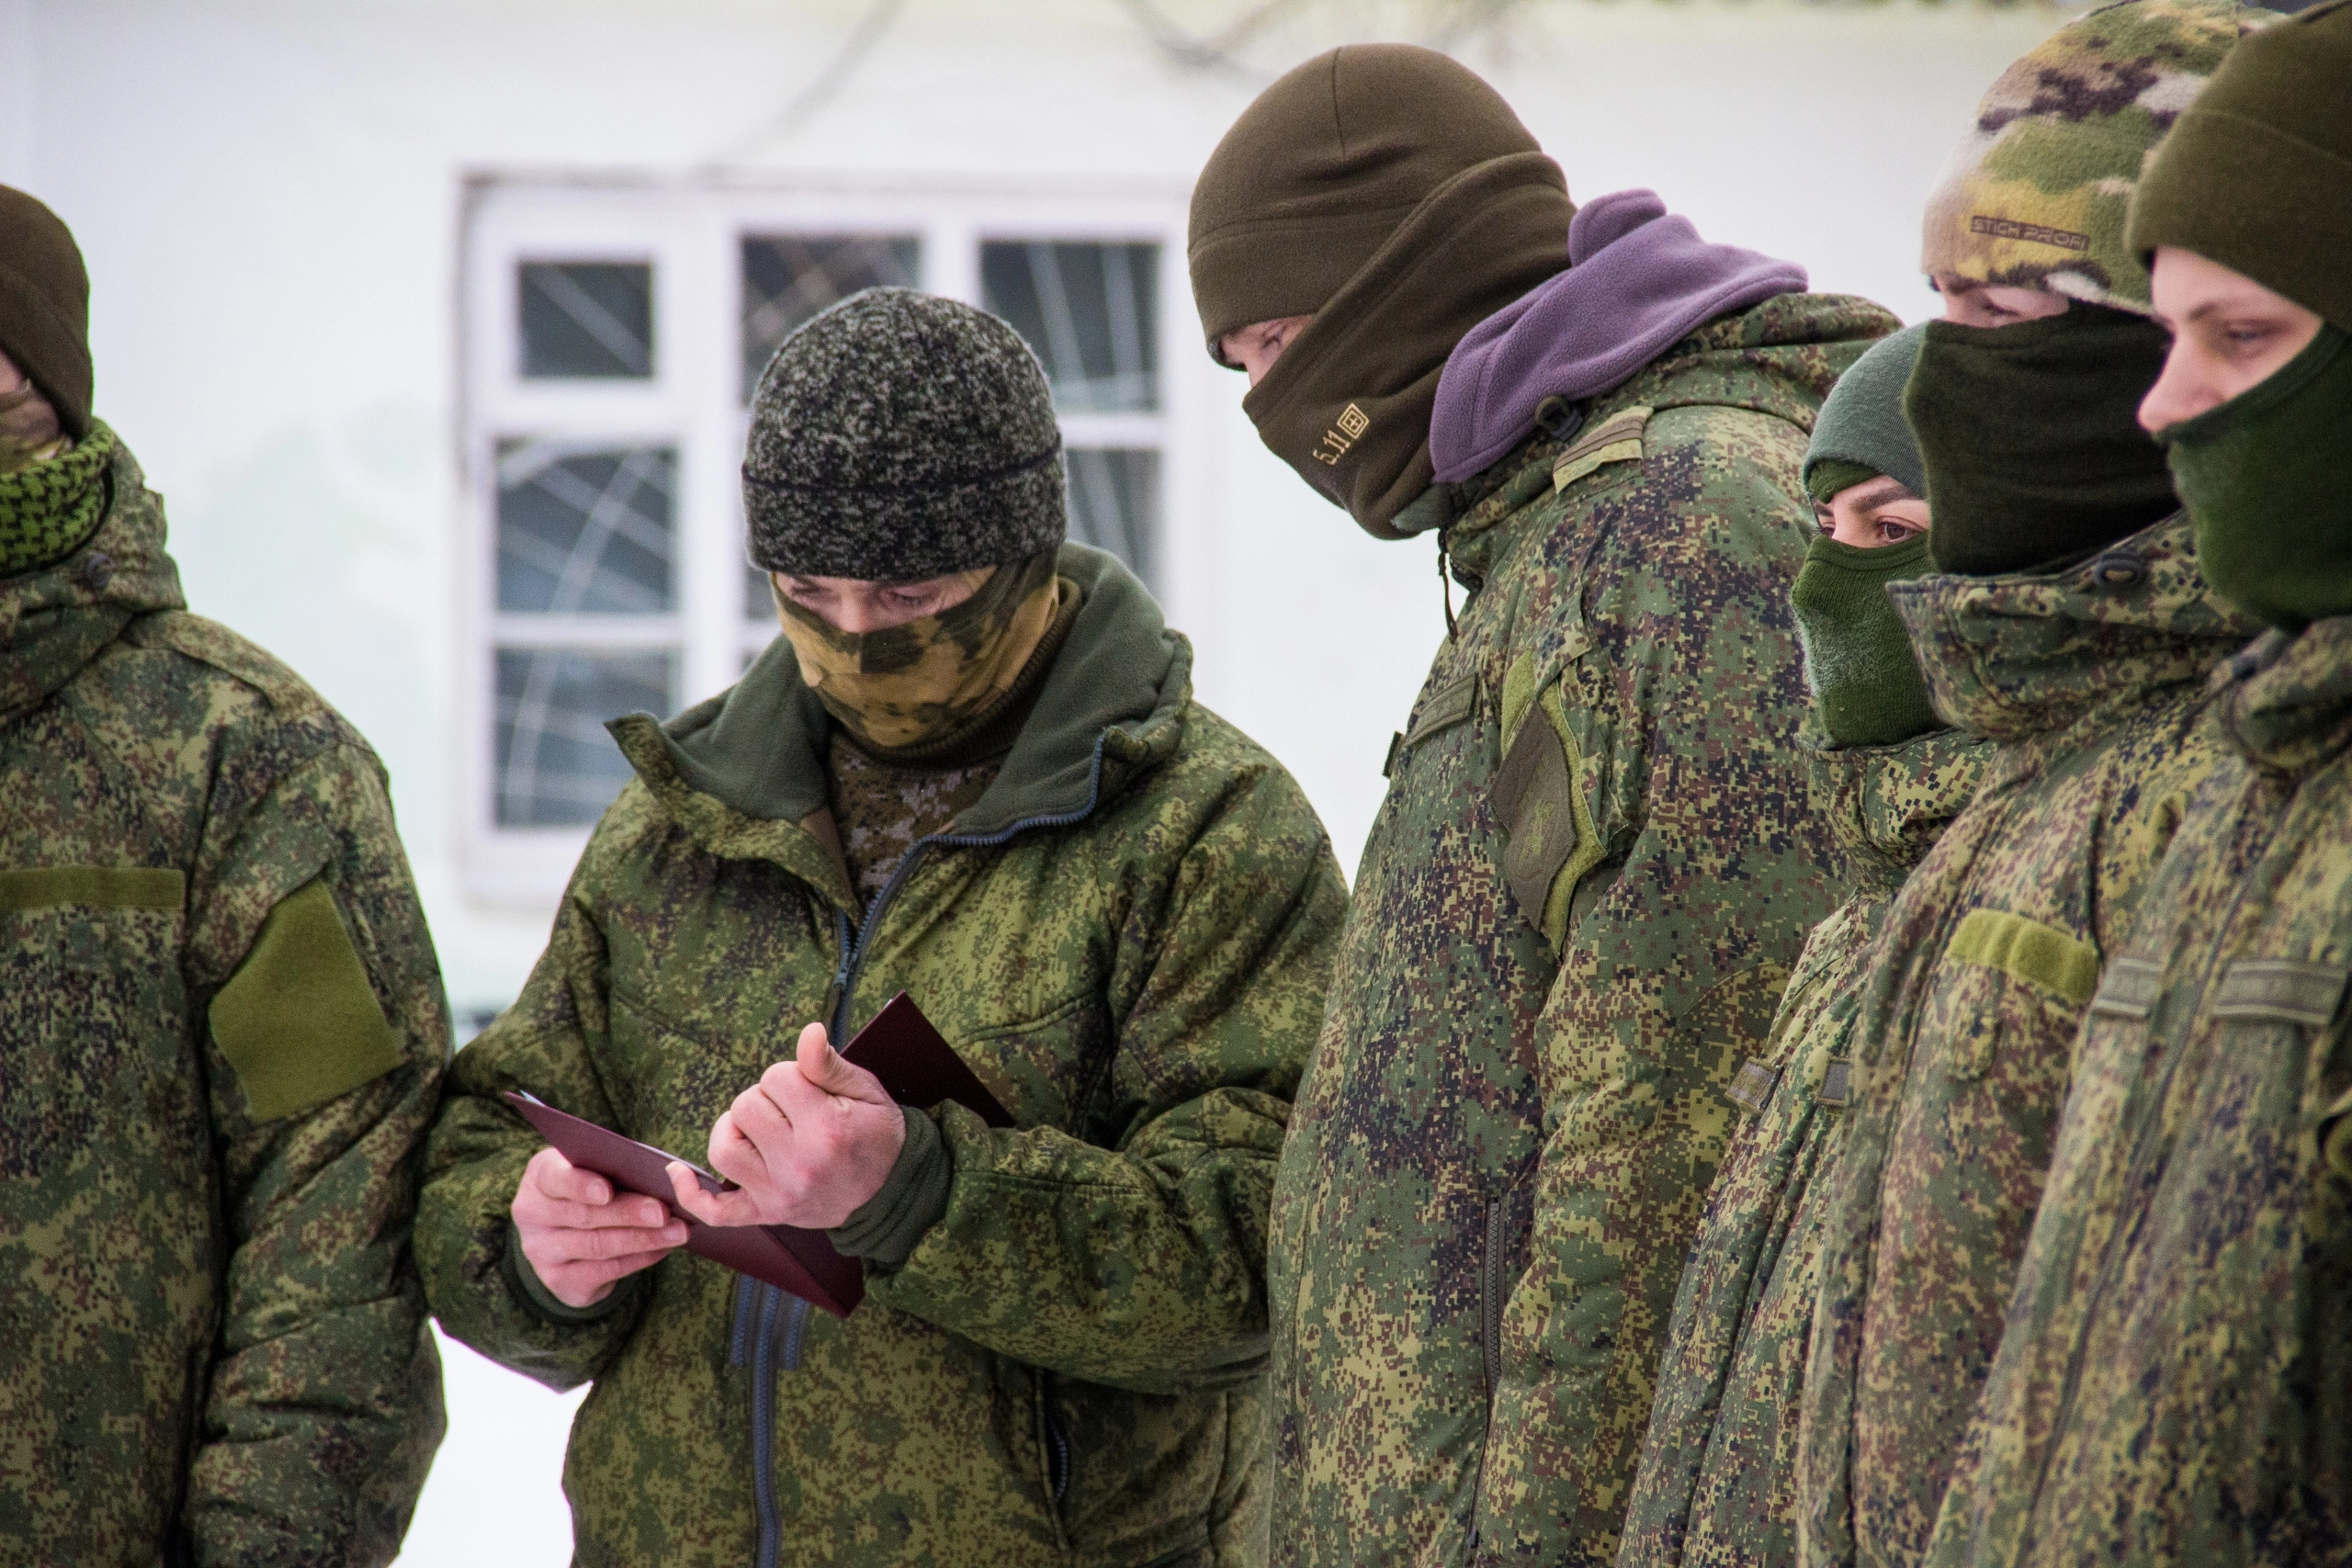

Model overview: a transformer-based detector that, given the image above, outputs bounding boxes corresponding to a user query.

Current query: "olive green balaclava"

[1792,325,1941,749]
[2131,0,2352,631]
[1187,45,1573,538]
[1907,305,2178,576]
[1900,0,2266,577]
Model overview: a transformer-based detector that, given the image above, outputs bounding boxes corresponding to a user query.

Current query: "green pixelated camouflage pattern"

[0,439,452,1565]
[1619,726,1989,1568]
[1918,0,2269,314]
[1924,618,2352,1568]
[1797,514,2256,1568]
[418,546,1347,1568]
[1269,293,1899,1568]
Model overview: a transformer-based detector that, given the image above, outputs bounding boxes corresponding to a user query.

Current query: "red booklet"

[505,992,1012,1318]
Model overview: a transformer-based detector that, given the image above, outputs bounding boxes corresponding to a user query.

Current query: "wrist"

[828,1106,953,1268]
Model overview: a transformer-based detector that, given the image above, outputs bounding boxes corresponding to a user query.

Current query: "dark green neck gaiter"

[1906,306,2178,577]
[1791,532,1941,749]
[2165,325,2352,633]
[0,422,113,579]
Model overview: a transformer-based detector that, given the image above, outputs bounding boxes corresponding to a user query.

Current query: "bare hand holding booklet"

[504,992,1012,1318]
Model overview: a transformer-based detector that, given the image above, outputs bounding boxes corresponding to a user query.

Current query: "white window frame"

[458,173,1202,908]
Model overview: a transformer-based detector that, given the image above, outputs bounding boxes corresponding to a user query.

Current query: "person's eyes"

[1876,520,1919,545]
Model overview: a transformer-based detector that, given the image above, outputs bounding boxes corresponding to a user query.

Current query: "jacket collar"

[1442,291,1896,584]
[1889,513,2255,747]
[2210,618,2352,776]
[1809,725,1992,896]
[607,543,1189,906]
[0,435,187,727]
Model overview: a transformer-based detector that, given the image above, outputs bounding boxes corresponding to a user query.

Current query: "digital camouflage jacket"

[1269,292,1898,1568]
[418,546,1347,1568]
[1619,727,1989,1568]
[1798,515,2256,1568]
[1924,618,2352,1568]
[0,438,451,1565]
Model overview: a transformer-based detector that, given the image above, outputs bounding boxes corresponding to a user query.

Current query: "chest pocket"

[1925,908,2099,1083]
[0,867,190,1178]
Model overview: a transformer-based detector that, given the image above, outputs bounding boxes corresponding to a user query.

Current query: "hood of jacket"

[1810,724,1993,897]
[0,435,186,727]
[607,543,1189,893]
[2208,616,2352,776]
[1442,290,1897,581]
[1888,512,2256,748]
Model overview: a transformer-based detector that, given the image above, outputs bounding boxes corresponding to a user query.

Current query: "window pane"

[518,262,653,378]
[493,648,675,827]
[741,234,921,400]
[497,442,676,615]
[981,243,1159,413]
[1067,447,1159,587]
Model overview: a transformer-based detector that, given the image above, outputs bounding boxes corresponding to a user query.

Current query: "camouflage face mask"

[774,550,1063,752]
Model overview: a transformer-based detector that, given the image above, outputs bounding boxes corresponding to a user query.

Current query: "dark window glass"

[496,442,676,615]
[981,242,1159,413]
[492,648,675,827]
[1067,447,1159,586]
[518,262,653,378]
[741,234,921,400]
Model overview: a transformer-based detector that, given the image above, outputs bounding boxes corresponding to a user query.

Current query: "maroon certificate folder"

[505,992,1012,1318]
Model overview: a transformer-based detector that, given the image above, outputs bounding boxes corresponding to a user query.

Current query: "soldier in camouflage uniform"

[0,186,450,1563]
[1924,12,2352,1563]
[418,291,1347,1568]
[1190,46,1895,1565]
[1619,326,1990,1568]
[1793,7,2270,1566]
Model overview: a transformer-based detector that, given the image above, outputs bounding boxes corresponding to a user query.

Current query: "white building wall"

[5,3,2062,1560]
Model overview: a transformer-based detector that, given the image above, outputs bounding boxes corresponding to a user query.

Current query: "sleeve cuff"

[503,1220,636,1325]
[829,1105,954,1269]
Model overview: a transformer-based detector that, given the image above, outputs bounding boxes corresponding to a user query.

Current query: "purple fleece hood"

[1429,188,1807,482]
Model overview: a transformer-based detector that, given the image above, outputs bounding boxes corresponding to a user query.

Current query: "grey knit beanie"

[743,288,1066,580]
[1804,322,1929,503]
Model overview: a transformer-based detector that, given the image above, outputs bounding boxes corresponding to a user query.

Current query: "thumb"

[795,1021,892,1105]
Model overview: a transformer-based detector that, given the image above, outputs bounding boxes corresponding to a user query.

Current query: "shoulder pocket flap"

[2212,959,2348,1029]
[1493,707,1580,926]
[1404,671,1477,750]
[2088,956,2165,1021]
[0,866,185,911]
[1552,405,1651,493]
[1947,908,2100,1008]
[209,878,407,1122]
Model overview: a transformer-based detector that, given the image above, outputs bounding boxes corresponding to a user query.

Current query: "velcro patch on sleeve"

[1946,908,2099,1008]
[0,866,186,911]
[1552,405,1650,493]
[1815,1059,1852,1108]
[2088,956,2165,1021]
[1493,703,1581,930]
[1725,1057,1778,1115]
[2212,959,2349,1029]
[209,877,407,1122]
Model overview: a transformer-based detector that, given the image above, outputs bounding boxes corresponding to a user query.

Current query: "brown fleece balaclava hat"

[1188,45,1573,538]
[0,186,91,439]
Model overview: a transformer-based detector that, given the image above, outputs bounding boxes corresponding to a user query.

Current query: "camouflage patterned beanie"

[1921,0,2272,316]
[742,288,1065,581]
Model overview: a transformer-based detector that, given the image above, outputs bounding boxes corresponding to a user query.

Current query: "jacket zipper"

[1041,1371,1073,1511]
[747,736,1114,1556]
[2010,848,2274,1561]
[1464,1196,1510,1564]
